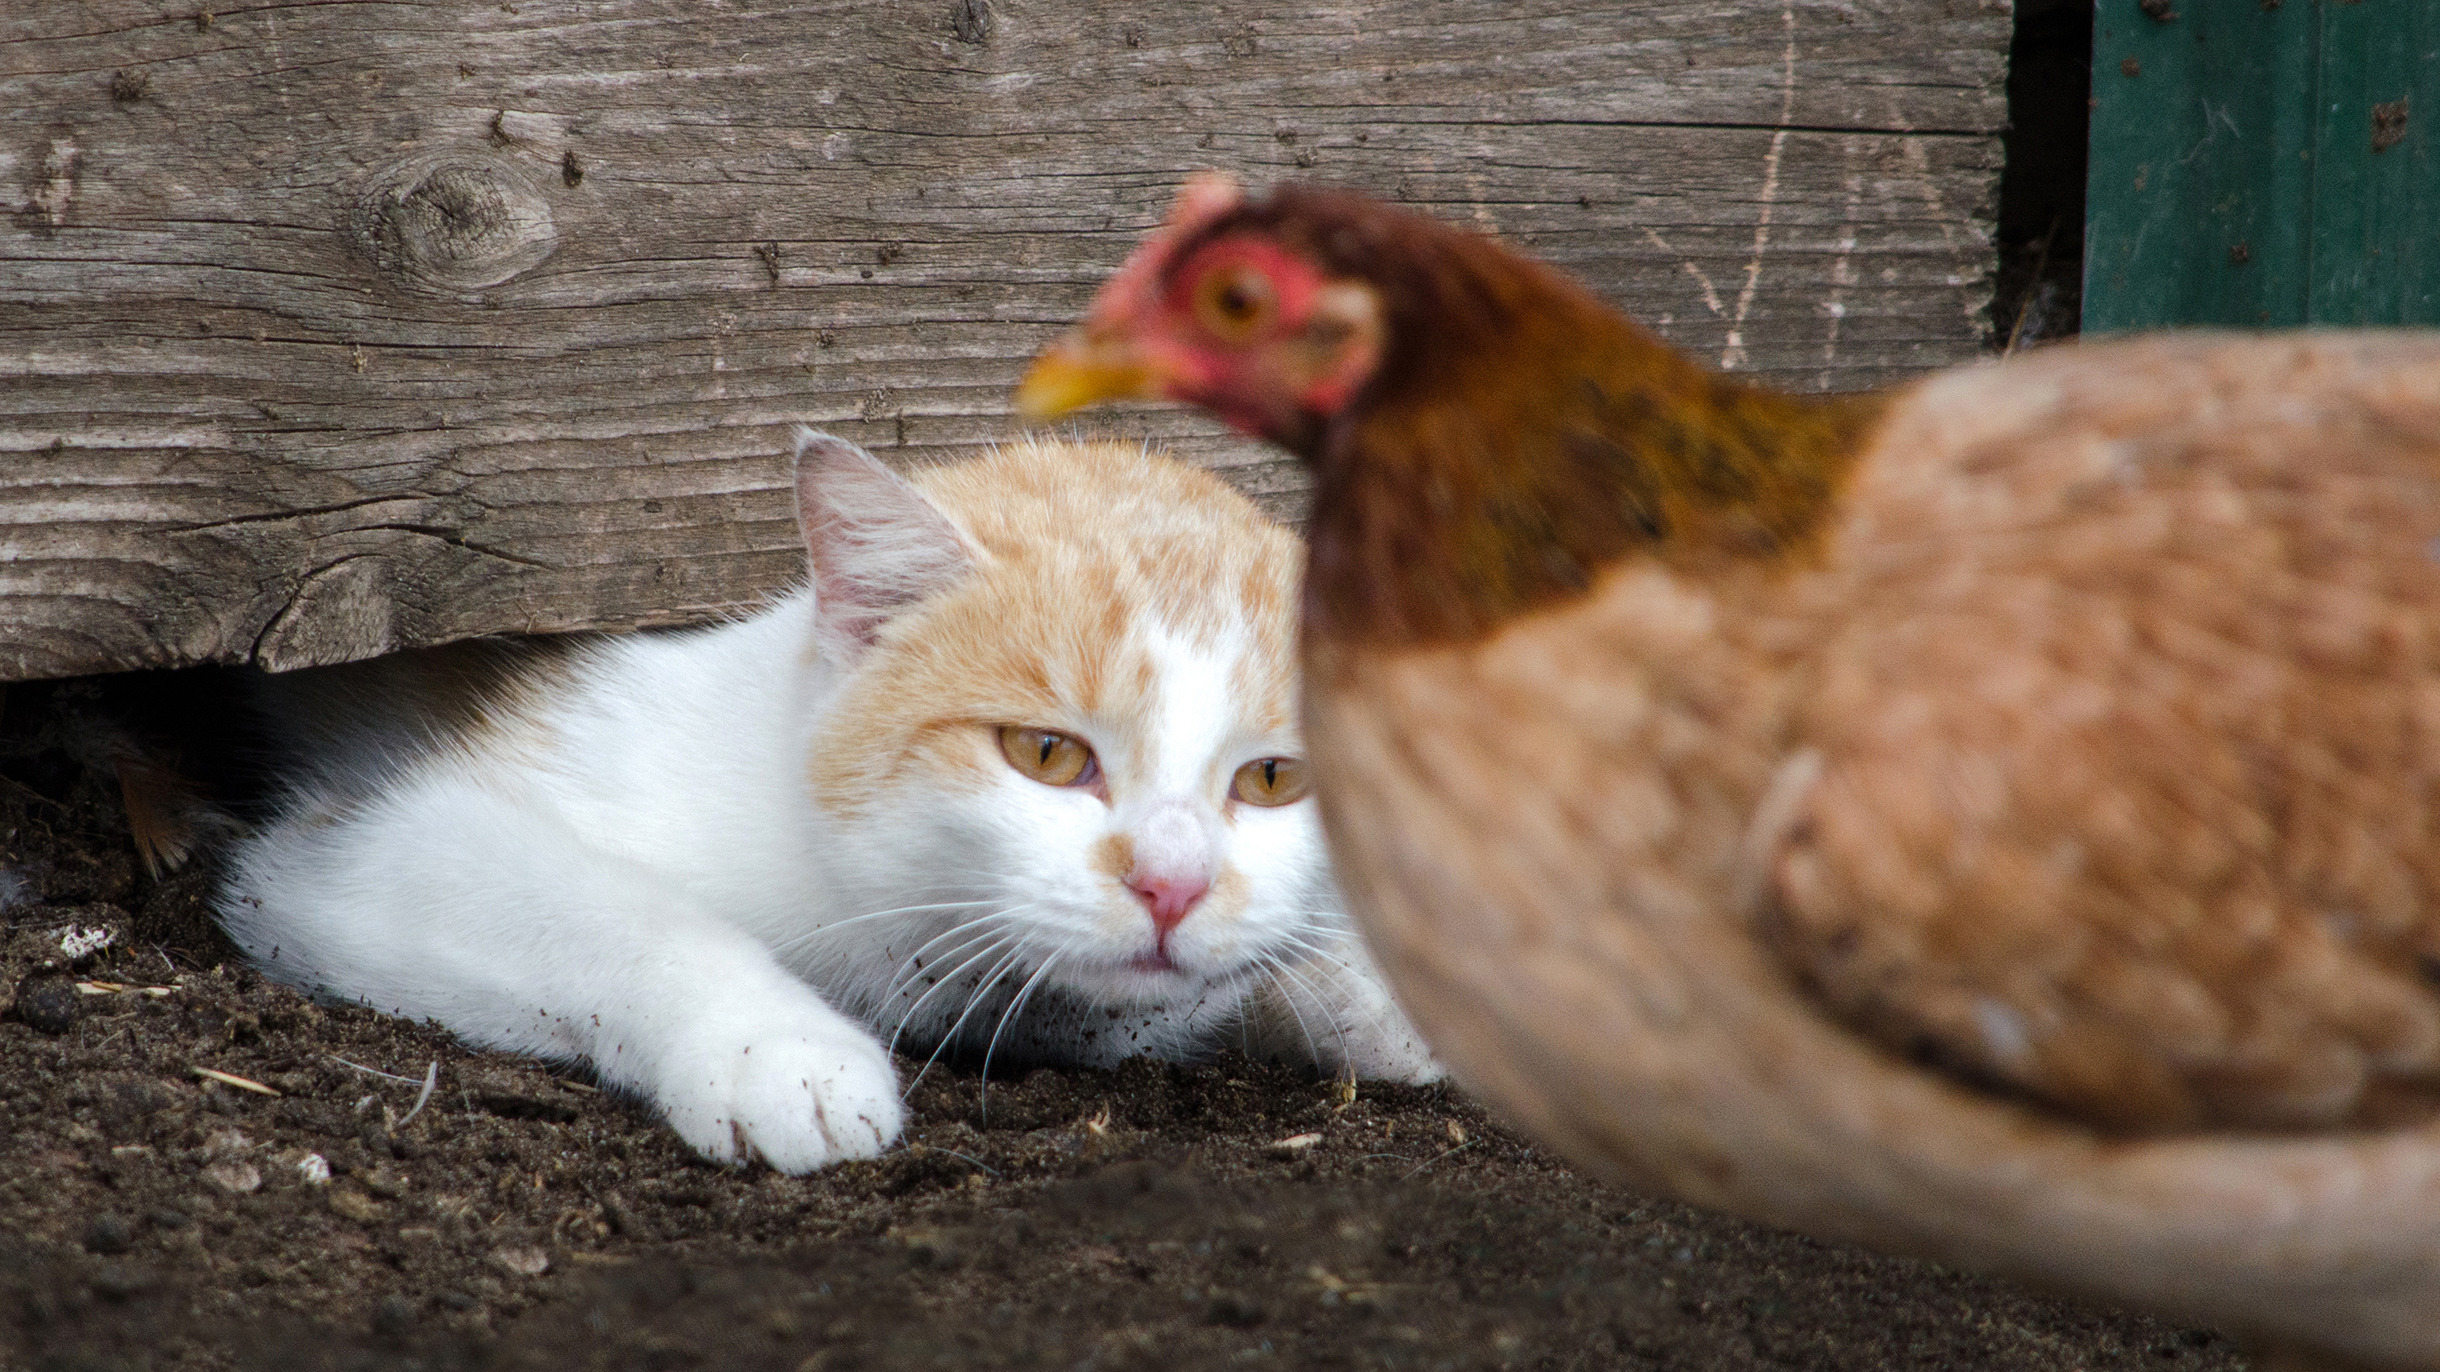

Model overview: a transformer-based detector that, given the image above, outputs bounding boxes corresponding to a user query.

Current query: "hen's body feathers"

[1317,328,2440,1129]
[1768,334,2440,1132]
[1304,330,2440,1361]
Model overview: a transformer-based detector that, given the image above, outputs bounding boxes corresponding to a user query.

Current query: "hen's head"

[1019,176,1471,456]
[1022,178,1871,646]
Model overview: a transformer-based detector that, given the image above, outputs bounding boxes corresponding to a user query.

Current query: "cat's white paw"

[652,1017,904,1172]
[1330,1018,1447,1086]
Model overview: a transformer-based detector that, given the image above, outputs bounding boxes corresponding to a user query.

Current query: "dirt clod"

[12,974,83,1034]
[82,1214,134,1255]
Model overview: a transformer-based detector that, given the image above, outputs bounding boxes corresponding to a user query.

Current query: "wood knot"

[253,555,399,672]
[350,154,556,293]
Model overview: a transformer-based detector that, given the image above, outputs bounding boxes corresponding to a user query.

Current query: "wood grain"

[0,0,2006,680]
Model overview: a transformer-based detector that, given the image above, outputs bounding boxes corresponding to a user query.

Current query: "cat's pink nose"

[1127,872,1210,933]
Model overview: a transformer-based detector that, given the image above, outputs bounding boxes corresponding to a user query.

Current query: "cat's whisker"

[875,927,997,1011]
[897,902,1059,991]
[885,932,1022,1059]
[1266,932,1368,980]
[798,898,996,930]
[1254,947,1357,998]
[830,897,1003,925]
[886,928,1017,1027]
[1265,941,1356,1007]
[1280,910,1361,940]
[1272,949,1361,985]
[878,899,1058,1039]
[878,914,1032,1002]
[976,947,1071,1121]
[1257,955,1327,1064]
[902,938,1041,1097]
[1260,951,1349,1065]
[773,900,1010,959]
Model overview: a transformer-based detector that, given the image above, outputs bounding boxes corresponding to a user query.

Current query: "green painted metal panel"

[2084,0,2439,332]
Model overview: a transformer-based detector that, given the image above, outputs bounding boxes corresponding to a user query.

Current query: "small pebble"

[1264,1132,1322,1158]
[83,1213,134,1255]
[489,1245,550,1278]
[11,976,82,1035]
[373,1294,418,1336]
[201,1160,261,1195]
[328,1189,384,1224]
[296,1152,332,1185]
[56,923,116,960]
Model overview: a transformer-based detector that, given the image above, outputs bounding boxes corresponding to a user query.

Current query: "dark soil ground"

[0,679,2248,1372]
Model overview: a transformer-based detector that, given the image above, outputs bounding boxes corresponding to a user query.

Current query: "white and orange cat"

[215,431,1436,1171]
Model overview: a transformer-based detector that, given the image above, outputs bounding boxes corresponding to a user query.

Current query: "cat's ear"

[792,428,975,654]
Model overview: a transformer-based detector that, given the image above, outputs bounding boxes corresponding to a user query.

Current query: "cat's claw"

[653,1021,904,1172]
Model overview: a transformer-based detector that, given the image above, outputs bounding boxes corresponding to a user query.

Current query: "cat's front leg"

[221,786,903,1172]
[1245,934,1445,1085]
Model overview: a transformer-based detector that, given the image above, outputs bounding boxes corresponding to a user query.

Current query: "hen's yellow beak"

[1015,331,1159,421]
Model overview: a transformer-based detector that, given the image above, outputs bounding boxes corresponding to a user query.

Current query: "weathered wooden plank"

[0,0,2007,681]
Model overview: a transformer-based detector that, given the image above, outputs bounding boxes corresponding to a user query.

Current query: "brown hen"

[1020,177,2440,1368]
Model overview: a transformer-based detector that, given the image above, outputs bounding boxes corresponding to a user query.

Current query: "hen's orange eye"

[999,726,1097,787]
[1193,264,1278,342]
[1231,756,1310,807]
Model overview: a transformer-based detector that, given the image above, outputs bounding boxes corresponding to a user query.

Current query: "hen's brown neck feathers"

[1241,191,1884,648]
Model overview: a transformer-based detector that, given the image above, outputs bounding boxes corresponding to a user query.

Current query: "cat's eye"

[999,726,1098,788]
[1193,263,1277,343]
[1231,756,1310,807]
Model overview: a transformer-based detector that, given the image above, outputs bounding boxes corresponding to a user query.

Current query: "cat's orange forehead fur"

[808,437,1301,811]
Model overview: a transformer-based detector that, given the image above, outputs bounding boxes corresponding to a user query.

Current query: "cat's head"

[789,428,1337,1051]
